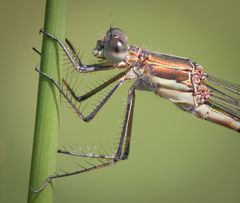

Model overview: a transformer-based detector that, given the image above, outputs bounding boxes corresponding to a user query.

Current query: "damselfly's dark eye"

[110,38,127,54]
[104,37,128,64]
[114,46,120,53]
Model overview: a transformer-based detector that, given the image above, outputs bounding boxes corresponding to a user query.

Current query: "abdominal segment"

[154,87,240,132]
[192,104,240,132]
[155,88,194,106]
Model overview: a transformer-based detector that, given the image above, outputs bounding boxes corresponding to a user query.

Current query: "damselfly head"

[92,27,128,64]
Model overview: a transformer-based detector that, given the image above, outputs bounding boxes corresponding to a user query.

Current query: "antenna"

[109,12,113,30]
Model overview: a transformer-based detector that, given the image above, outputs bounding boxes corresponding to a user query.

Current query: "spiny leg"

[32,160,116,194]
[33,48,130,123]
[58,85,137,160]
[121,87,136,159]
[39,28,114,72]
[70,75,124,122]
[65,38,82,66]
[57,149,115,159]
[115,85,136,160]
[35,68,126,122]
[62,68,130,102]
[32,84,137,194]
[58,85,135,160]
[59,84,137,160]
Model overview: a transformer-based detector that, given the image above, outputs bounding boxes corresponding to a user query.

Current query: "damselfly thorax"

[32,26,240,194]
[126,45,207,105]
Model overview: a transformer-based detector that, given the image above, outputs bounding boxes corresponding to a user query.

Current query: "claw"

[39,28,43,35]
[30,186,37,194]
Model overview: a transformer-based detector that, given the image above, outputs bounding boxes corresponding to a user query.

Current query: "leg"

[115,85,136,160]
[62,67,130,102]
[32,160,116,194]
[40,28,113,72]
[35,67,126,122]
[65,38,82,66]
[59,85,136,160]
[57,149,115,159]
[31,84,136,194]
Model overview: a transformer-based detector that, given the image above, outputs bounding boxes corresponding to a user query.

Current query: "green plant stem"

[28,0,67,202]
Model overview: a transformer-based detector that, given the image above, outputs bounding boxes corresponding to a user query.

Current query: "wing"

[205,74,240,121]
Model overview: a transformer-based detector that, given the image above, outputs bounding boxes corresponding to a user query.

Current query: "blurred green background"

[0,0,240,202]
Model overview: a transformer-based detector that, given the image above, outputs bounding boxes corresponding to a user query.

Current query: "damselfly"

[33,27,240,193]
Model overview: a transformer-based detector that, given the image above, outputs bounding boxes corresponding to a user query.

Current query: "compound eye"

[110,38,127,54]
[103,37,128,63]
[103,28,128,63]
